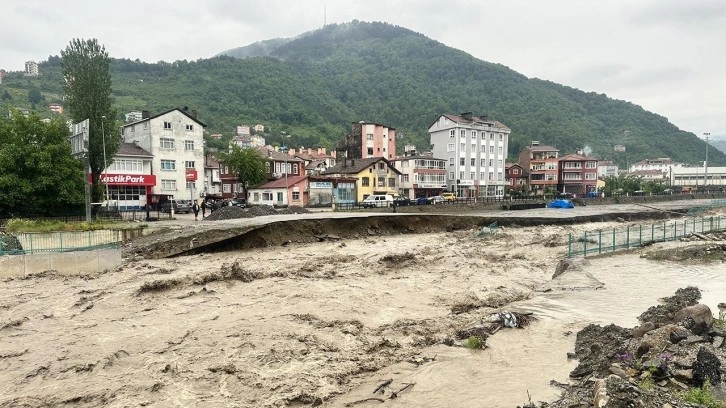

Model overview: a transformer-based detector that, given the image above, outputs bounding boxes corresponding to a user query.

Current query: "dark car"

[416,197,430,205]
[161,199,192,214]
[230,199,246,208]
[393,197,411,206]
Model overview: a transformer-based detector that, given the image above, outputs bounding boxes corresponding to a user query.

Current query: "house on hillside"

[324,157,401,202]
[519,141,559,194]
[290,147,337,175]
[429,112,511,198]
[256,145,305,180]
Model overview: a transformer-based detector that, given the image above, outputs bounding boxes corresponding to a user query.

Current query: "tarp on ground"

[547,199,575,209]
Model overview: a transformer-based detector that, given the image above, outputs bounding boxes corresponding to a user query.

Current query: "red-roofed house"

[505,163,528,190]
[247,175,308,207]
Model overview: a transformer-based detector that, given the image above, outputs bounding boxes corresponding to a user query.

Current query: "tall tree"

[0,111,85,216]
[220,144,268,201]
[61,38,120,202]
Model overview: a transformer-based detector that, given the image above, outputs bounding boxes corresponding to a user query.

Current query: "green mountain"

[0,20,719,167]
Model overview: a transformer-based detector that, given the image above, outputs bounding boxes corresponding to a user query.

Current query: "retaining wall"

[0,248,121,278]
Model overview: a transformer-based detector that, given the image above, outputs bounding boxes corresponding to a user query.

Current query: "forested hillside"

[0,20,719,167]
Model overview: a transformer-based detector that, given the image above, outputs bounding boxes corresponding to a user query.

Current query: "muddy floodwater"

[1,219,724,408]
[338,253,726,408]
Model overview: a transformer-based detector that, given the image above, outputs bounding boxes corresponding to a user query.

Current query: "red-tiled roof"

[254,175,307,189]
[116,142,152,157]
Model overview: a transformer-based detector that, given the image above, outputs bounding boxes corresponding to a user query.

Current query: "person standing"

[192,201,200,221]
[201,200,207,218]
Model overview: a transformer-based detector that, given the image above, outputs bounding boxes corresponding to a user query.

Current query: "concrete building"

[24,61,39,76]
[235,125,250,136]
[101,142,155,210]
[125,111,143,122]
[337,121,397,160]
[670,165,724,191]
[120,108,206,204]
[253,124,265,133]
[629,157,683,174]
[390,155,447,199]
[519,142,559,193]
[557,153,598,195]
[49,103,63,114]
[597,160,619,178]
[429,112,511,198]
[324,157,401,202]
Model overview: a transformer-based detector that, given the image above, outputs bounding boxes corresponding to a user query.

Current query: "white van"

[361,194,394,208]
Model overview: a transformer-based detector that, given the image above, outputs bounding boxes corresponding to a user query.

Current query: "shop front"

[98,173,157,210]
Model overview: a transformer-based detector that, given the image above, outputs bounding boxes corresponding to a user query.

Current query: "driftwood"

[389,383,415,399]
[344,397,385,406]
[373,378,392,394]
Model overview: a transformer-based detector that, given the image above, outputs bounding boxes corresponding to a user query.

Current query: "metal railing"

[0,229,121,255]
[567,215,726,257]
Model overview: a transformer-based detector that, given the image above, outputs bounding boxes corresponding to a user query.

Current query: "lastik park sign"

[90,174,157,186]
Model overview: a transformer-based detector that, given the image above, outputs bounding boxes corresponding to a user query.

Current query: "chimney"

[289,148,296,155]
[191,109,197,119]
[321,147,326,155]
[182,106,189,112]
[461,112,473,121]
[307,148,312,155]
[531,140,540,147]
[141,110,149,119]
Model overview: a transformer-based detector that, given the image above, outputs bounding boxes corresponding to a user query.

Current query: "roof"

[116,142,152,157]
[433,113,511,131]
[305,160,327,170]
[256,146,303,162]
[295,152,334,160]
[391,155,446,161]
[121,108,207,128]
[630,170,668,176]
[354,121,396,130]
[559,153,593,161]
[525,145,559,152]
[324,157,402,175]
[252,175,308,189]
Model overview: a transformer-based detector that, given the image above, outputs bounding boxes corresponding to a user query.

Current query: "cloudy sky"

[2,0,724,141]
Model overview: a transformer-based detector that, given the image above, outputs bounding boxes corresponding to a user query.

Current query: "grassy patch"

[681,384,725,408]
[465,336,484,350]
[5,218,145,233]
[716,311,726,329]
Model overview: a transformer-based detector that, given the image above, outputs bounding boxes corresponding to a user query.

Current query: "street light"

[704,132,710,190]
[101,115,109,211]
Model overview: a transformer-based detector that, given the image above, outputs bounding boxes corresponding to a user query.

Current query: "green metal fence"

[0,229,121,255]
[567,215,726,257]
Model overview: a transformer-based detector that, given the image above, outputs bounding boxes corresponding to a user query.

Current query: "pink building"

[337,121,397,160]
[558,153,599,196]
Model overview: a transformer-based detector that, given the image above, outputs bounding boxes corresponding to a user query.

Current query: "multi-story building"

[519,141,559,193]
[557,153,598,195]
[203,154,223,199]
[121,108,206,203]
[597,160,619,179]
[253,124,265,133]
[250,134,265,147]
[505,163,528,191]
[390,155,447,199]
[48,103,63,114]
[324,157,401,202]
[670,165,722,190]
[290,147,337,175]
[24,61,39,76]
[629,158,683,174]
[235,125,250,136]
[429,112,510,198]
[101,142,155,210]
[230,136,252,149]
[337,121,397,160]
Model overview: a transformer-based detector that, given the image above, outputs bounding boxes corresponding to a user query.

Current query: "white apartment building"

[125,111,143,122]
[429,112,510,198]
[597,160,619,178]
[121,108,206,203]
[24,61,39,76]
[390,155,447,199]
[629,157,683,174]
[671,165,725,189]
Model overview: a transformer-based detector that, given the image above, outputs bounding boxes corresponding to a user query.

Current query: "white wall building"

[390,155,447,199]
[428,112,510,198]
[670,165,726,189]
[629,157,683,174]
[24,61,39,76]
[597,160,619,178]
[121,108,206,203]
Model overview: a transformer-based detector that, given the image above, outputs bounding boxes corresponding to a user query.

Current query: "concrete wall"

[0,248,121,278]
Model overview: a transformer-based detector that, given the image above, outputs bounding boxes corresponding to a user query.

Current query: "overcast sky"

[2,0,723,141]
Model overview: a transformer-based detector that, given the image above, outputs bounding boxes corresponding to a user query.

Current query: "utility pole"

[703,132,710,191]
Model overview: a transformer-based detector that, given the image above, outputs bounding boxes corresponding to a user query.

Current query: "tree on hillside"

[0,111,85,216]
[220,144,268,201]
[61,38,120,202]
[27,88,43,108]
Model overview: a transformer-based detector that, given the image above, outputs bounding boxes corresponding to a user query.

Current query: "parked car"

[393,196,411,206]
[161,199,192,214]
[442,192,457,202]
[556,192,575,199]
[416,196,430,205]
[361,194,394,208]
[428,195,445,205]
[230,199,246,208]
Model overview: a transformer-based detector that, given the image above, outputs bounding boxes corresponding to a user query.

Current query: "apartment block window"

[163,121,172,130]
[470,158,475,166]
[459,158,465,165]
[489,133,494,140]
[480,172,486,180]
[471,144,476,151]
[489,172,494,181]
[367,133,374,140]
[481,159,486,166]
[471,172,476,180]
[498,172,503,181]
[460,130,466,138]
[185,161,195,169]
[498,160,503,168]
[586,173,597,180]
[185,140,194,151]
[449,171,455,180]
[367,147,373,155]
[447,143,455,152]
[402,174,409,182]
[160,160,176,170]
[498,146,503,154]
[449,157,454,166]
[362,177,370,187]
[499,134,503,141]
[186,181,195,190]
[292,191,300,200]
[472,131,477,138]
[459,171,464,180]
[160,138,175,149]
[481,133,486,140]
[460,143,465,151]
[586,161,597,168]
[489,159,493,167]
[161,179,177,190]
[185,124,193,131]
[489,146,494,154]
[449,130,455,138]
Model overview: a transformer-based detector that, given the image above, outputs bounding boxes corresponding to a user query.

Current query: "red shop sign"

[92,173,157,186]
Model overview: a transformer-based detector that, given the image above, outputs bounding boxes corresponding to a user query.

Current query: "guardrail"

[567,215,726,257]
[0,229,121,255]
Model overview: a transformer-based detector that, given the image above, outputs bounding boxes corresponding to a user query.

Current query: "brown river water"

[335,253,726,408]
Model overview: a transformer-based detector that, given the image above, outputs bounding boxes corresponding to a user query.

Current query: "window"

[449,171,455,180]
[160,160,175,170]
[489,146,494,154]
[480,172,486,180]
[489,172,494,181]
[459,171,464,180]
[292,191,300,200]
[460,143,465,151]
[586,173,597,180]
[489,133,494,140]
[472,131,477,138]
[366,133,374,140]
[472,144,476,152]
[459,158,465,165]
[367,147,373,155]
[402,174,409,182]
[498,146,503,154]
[460,130,465,138]
[362,177,370,187]
[185,140,194,151]
[586,161,597,168]
[499,134,503,141]
[448,157,454,166]
[185,124,193,131]
[265,162,270,172]
[498,172,503,181]
[277,192,283,202]
[185,161,195,169]
[293,164,299,174]
[449,130,455,138]
[378,176,386,186]
[378,163,385,170]
[498,160,503,168]
[161,179,176,190]
[160,138,175,149]
[163,121,172,130]
[481,133,486,140]
[447,143,455,152]
[253,192,259,201]
[111,159,143,172]
[263,192,273,201]
[143,123,147,129]
[186,181,195,190]
[489,159,493,167]
[470,158,475,166]
[481,159,486,166]
[470,172,476,180]
[513,169,519,175]
[388,177,396,187]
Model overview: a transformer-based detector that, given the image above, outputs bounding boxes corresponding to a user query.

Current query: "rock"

[669,378,689,390]
[692,347,721,387]
[608,364,628,379]
[713,336,723,349]
[675,303,713,335]
[681,335,708,345]
[633,321,656,338]
[669,327,689,344]
[593,378,609,408]
[672,369,693,383]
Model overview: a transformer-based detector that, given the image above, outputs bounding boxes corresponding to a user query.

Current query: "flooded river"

[336,253,726,408]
